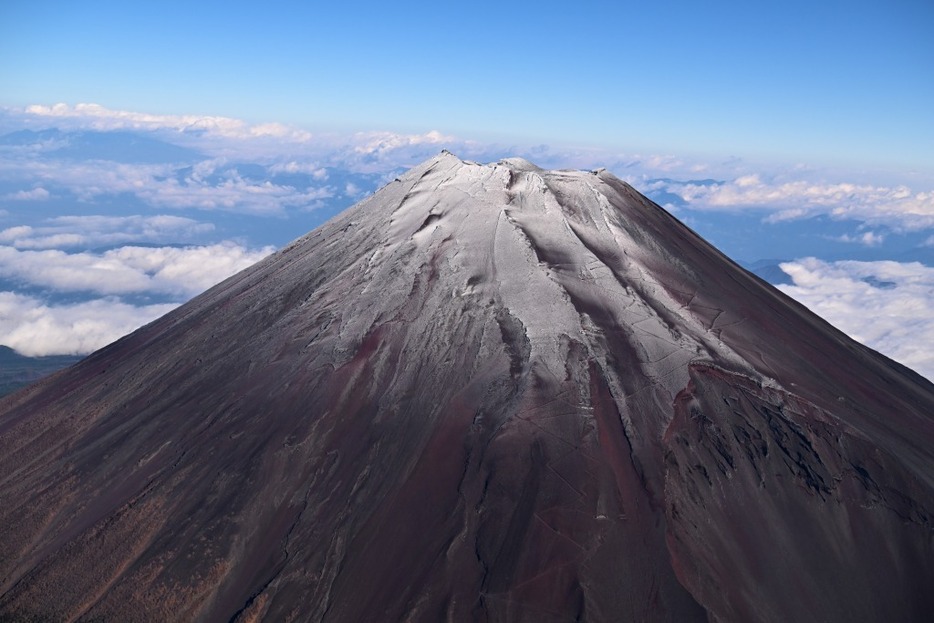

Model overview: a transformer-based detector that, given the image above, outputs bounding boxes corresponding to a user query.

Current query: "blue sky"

[2,1,932,169]
[0,1,933,380]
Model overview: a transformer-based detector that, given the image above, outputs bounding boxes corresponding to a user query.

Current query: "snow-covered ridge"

[342,152,751,389]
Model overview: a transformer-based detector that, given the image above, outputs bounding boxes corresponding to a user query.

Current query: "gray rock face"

[1,152,932,622]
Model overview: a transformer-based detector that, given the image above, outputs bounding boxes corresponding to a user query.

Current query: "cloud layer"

[652,176,934,230]
[778,258,934,381]
[0,157,336,216]
[0,292,177,356]
[0,215,214,249]
[23,103,314,142]
[0,242,273,298]
[0,240,274,356]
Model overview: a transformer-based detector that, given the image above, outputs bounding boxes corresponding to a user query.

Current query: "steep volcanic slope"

[1,153,932,622]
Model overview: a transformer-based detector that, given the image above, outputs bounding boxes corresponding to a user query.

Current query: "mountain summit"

[1,152,932,622]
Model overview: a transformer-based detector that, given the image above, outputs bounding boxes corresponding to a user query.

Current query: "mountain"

[1,152,932,622]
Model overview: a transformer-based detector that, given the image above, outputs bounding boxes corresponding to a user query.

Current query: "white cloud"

[3,187,50,201]
[835,231,885,246]
[304,130,470,174]
[0,291,177,356]
[777,258,934,381]
[0,242,274,297]
[344,182,364,198]
[763,207,809,222]
[352,129,452,155]
[667,176,934,229]
[0,215,214,250]
[23,103,314,142]
[642,154,686,172]
[268,161,329,180]
[105,244,274,294]
[0,157,333,215]
[0,226,34,244]
[135,166,333,213]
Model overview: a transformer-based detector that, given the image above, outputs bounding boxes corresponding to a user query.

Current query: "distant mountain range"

[0,346,82,397]
[0,128,205,164]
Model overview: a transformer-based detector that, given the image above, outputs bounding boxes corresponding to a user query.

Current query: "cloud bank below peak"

[0,291,177,357]
[23,103,315,143]
[0,215,214,250]
[778,258,934,380]
[0,242,274,299]
[11,103,459,165]
[650,176,934,231]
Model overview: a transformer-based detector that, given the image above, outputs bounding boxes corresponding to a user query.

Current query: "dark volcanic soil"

[1,153,932,622]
